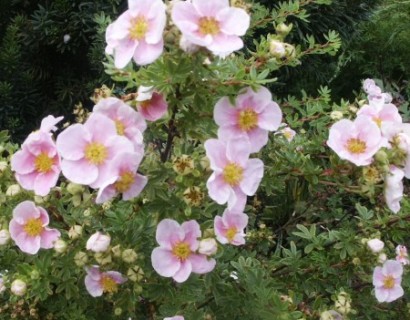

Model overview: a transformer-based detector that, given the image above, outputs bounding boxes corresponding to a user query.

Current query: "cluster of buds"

[72,102,89,124]
[90,85,112,104]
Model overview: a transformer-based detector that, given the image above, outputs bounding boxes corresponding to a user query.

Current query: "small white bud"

[0,229,10,245]
[11,279,27,296]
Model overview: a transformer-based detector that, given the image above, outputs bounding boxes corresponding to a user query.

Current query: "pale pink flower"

[327,116,383,166]
[105,0,166,68]
[9,201,60,255]
[96,152,148,204]
[384,166,404,214]
[56,113,133,188]
[179,35,199,53]
[151,219,216,283]
[373,260,404,303]
[93,97,146,152]
[86,232,111,252]
[11,131,61,196]
[214,209,248,246]
[39,115,64,133]
[276,124,296,142]
[204,136,264,210]
[396,245,410,265]
[171,0,250,57]
[363,79,392,107]
[214,86,282,153]
[136,86,168,121]
[367,239,384,253]
[164,317,184,320]
[357,102,402,129]
[84,266,127,297]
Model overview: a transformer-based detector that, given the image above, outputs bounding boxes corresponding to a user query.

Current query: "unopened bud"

[276,23,293,36]
[6,184,21,197]
[367,239,384,253]
[269,39,286,58]
[74,251,88,267]
[11,279,26,296]
[67,183,84,195]
[122,249,138,263]
[0,230,10,245]
[68,225,83,240]
[198,238,218,256]
[53,239,67,254]
[330,110,344,120]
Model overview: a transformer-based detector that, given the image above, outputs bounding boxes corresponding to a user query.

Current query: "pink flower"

[39,115,64,133]
[276,124,296,142]
[396,245,410,265]
[136,86,168,121]
[363,79,392,106]
[11,131,61,196]
[384,166,404,214]
[56,113,133,188]
[327,116,383,166]
[151,219,216,283]
[214,209,248,246]
[105,0,166,68]
[373,260,404,303]
[86,232,111,252]
[204,136,264,210]
[198,238,218,256]
[93,97,146,152]
[171,0,250,57]
[214,86,282,153]
[9,201,60,255]
[357,102,402,128]
[84,266,127,297]
[96,152,148,204]
[164,317,184,320]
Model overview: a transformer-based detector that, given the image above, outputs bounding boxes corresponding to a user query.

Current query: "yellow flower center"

[129,17,148,40]
[373,117,382,128]
[100,275,118,293]
[34,152,54,173]
[346,138,366,154]
[383,275,395,289]
[115,120,125,136]
[198,17,220,36]
[283,131,293,140]
[238,109,258,132]
[114,171,135,193]
[223,163,244,186]
[226,227,237,243]
[23,218,43,237]
[172,242,191,261]
[84,142,108,165]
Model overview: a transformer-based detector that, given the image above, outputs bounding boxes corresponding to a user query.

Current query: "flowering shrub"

[0,0,410,319]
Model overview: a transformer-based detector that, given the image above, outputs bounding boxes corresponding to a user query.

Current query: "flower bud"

[330,110,344,120]
[200,156,210,171]
[349,105,358,113]
[6,184,21,197]
[198,238,218,256]
[375,150,388,164]
[378,253,387,264]
[269,39,286,58]
[111,244,122,257]
[122,249,138,263]
[0,161,8,172]
[320,310,343,320]
[11,279,26,296]
[127,265,144,282]
[0,277,5,294]
[114,308,122,316]
[276,23,293,36]
[86,232,110,252]
[335,291,352,315]
[367,239,384,253]
[74,251,88,267]
[53,239,67,254]
[68,225,83,240]
[0,229,10,245]
[66,183,84,195]
[94,252,112,265]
